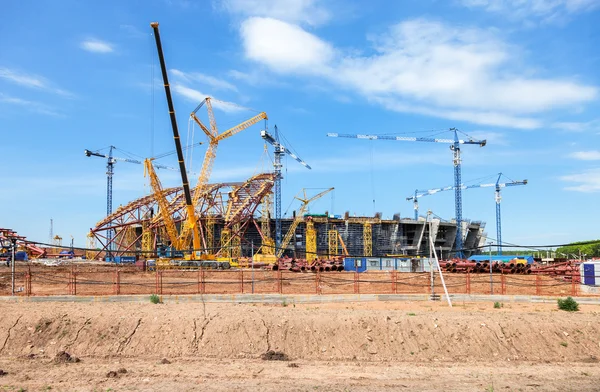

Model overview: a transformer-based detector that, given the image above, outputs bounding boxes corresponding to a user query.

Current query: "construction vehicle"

[151,21,230,269]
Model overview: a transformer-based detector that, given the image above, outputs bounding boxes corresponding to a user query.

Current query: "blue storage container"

[581,262,600,286]
[343,258,367,273]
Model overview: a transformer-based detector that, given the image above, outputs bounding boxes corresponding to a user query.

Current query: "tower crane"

[327,128,486,258]
[261,125,312,254]
[406,173,527,255]
[277,188,333,259]
[84,146,178,258]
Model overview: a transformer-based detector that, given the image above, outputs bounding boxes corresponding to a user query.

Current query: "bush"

[150,294,161,304]
[557,297,579,312]
[493,302,503,309]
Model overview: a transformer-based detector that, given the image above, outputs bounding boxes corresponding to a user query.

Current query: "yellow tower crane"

[181,98,267,251]
[277,188,334,259]
[306,217,317,261]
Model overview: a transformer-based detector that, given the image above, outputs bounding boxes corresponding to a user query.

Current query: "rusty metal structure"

[89,173,275,259]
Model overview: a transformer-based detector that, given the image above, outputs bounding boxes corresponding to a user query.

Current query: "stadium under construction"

[83,23,488,264]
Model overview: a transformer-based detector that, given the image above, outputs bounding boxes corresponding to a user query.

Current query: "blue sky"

[1,0,599,248]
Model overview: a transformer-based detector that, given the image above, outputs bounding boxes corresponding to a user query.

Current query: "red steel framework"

[89,173,275,259]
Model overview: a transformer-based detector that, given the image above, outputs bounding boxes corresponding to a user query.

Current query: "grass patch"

[150,294,161,304]
[560,342,568,347]
[557,297,579,312]
[407,313,416,316]
[493,302,503,309]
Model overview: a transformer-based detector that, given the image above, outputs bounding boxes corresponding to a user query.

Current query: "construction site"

[1,19,600,392]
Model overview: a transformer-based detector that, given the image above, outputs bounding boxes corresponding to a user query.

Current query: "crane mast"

[328,128,485,258]
[407,173,527,255]
[261,126,311,254]
[150,22,202,258]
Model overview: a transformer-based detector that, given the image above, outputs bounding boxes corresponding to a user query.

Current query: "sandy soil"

[1,300,600,391]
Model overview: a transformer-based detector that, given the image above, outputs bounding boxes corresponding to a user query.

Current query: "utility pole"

[11,238,16,296]
[427,210,435,300]
[489,242,493,295]
[251,240,255,294]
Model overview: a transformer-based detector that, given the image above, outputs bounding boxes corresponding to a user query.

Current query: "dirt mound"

[1,301,599,363]
[54,351,80,363]
[261,350,288,361]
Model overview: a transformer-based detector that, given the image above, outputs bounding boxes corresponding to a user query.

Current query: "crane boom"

[327,128,485,258]
[407,173,527,254]
[144,159,181,249]
[178,101,268,249]
[151,21,202,257]
[277,188,333,258]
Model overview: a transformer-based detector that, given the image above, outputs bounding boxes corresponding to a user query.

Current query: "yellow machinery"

[277,188,334,259]
[363,222,372,257]
[306,217,317,261]
[181,98,267,251]
[144,158,181,249]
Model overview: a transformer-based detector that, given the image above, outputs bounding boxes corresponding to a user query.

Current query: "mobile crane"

[150,21,230,268]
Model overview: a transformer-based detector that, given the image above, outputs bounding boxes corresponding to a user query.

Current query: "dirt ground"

[1,300,600,391]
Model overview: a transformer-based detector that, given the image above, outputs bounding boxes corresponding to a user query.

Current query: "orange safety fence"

[0,265,591,297]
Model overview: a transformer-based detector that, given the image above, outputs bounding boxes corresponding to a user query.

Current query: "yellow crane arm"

[144,159,180,249]
[216,112,268,142]
[191,112,213,138]
[277,211,305,259]
[277,187,334,258]
[338,231,349,256]
[205,97,218,136]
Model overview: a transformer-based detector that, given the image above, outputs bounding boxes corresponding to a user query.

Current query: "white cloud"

[0,93,61,116]
[569,151,600,160]
[80,39,114,53]
[0,67,74,97]
[561,168,600,192]
[459,0,600,24]
[120,24,145,38]
[171,84,246,113]
[238,18,596,129]
[553,119,600,132]
[220,0,330,26]
[170,69,238,92]
[241,17,334,73]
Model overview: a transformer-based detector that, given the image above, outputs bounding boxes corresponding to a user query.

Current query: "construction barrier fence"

[0,265,592,297]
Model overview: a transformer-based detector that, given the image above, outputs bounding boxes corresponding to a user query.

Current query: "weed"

[407,313,416,316]
[150,294,161,304]
[493,302,503,309]
[282,299,288,307]
[582,372,590,376]
[410,351,414,355]
[560,342,568,347]
[557,297,579,312]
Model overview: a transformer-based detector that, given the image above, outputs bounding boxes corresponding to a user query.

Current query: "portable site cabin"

[581,261,600,286]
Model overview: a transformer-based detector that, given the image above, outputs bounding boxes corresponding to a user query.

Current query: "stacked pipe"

[273,257,344,272]
[438,260,534,274]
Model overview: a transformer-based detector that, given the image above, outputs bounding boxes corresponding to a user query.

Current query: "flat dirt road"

[1,300,599,391]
